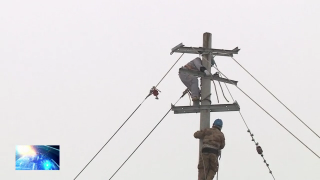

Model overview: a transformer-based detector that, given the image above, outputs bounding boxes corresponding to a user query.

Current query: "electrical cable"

[74,53,185,179]
[224,83,275,179]
[231,57,320,139]
[109,93,187,179]
[211,65,320,159]
[198,54,318,158]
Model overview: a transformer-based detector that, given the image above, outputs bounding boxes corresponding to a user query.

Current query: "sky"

[1,0,320,179]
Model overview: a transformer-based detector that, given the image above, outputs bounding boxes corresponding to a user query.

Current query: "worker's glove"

[204,70,211,76]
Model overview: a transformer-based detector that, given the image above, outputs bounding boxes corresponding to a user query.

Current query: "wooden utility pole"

[198,32,212,179]
[170,32,240,180]
[199,32,212,151]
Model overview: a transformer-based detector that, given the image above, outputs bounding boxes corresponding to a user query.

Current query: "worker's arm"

[192,57,204,71]
[220,133,225,149]
[193,57,210,76]
[194,129,205,139]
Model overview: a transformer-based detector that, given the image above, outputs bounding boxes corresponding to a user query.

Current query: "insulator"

[256,146,263,154]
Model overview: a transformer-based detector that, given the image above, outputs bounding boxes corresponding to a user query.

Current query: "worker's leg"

[179,73,200,99]
[190,75,200,100]
[197,155,205,180]
[200,153,211,180]
[206,154,218,180]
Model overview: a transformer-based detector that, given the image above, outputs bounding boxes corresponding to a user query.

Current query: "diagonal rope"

[74,54,185,180]
[155,53,184,88]
[73,99,146,180]
[199,54,318,158]
[109,93,187,179]
[212,80,219,103]
[202,54,277,178]
[231,57,320,139]
[224,83,275,180]
[211,65,320,159]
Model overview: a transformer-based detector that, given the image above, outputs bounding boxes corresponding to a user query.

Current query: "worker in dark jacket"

[194,119,225,180]
[179,57,211,106]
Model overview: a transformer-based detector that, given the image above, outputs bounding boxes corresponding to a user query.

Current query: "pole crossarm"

[171,101,240,114]
[179,68,238,85]
[170,43,240,57]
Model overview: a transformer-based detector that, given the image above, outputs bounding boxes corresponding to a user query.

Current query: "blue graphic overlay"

[15,145,60,170]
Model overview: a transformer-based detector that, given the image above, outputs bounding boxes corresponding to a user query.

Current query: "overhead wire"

[155,53,185,88]
[109,91,188,179]
[224,82,275,180]
[231,57,320,139]
[74,53,185,180]
[190,50,319,158]
[211,64,320,159]
[214,56,275,179]
[212,79,219,103]
[212,60,229,103]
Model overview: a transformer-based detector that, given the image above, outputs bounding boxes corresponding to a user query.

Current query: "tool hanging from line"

[149,86,161,99]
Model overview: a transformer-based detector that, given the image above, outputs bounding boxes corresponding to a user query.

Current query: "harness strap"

[202,148,220,156]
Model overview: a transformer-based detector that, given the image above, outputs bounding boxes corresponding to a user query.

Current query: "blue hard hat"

[213,119,223,129]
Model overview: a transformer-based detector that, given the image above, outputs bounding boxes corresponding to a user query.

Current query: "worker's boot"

[192,97,200,106]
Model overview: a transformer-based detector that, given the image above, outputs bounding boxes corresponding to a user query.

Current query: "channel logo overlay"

[15,145,60,170]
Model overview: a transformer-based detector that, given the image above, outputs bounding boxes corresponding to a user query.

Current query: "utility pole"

[199,33,212,152]
[170,32,240,180]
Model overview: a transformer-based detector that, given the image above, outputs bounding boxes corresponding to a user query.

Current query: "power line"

[74,98,146,180]
[74,54,185,179]
[224,83,275,180]
[188,52,318,158]
[109,94,186,180]
[231,57,320,139]
[211,65,320,159]
[155,53,184,88]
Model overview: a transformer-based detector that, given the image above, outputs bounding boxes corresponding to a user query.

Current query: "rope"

[240,113,276,180]
[155,53,184,88]
[212,80,219,103]
[188,92,191,105]
[211,65,320,159]
[109,93,186,179]
[231,57,320,139]
[216,166,219,180]
[74,54,185,180]
[73,98,147,180]
[212,60,229,103]
[225,81,275,179]
[218,80,229,103]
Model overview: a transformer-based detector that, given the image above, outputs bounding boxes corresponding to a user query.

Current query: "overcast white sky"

[1,0,320,179]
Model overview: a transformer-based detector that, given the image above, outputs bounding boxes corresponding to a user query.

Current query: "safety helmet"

[213,119,223,129]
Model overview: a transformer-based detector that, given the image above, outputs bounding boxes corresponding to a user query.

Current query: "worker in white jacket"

[179,57,211,106]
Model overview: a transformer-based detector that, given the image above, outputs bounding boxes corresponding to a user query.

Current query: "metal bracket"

[170,43,185,55]
[170,44,240,57]
[179,68,238,86]
[171,101,240,114]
